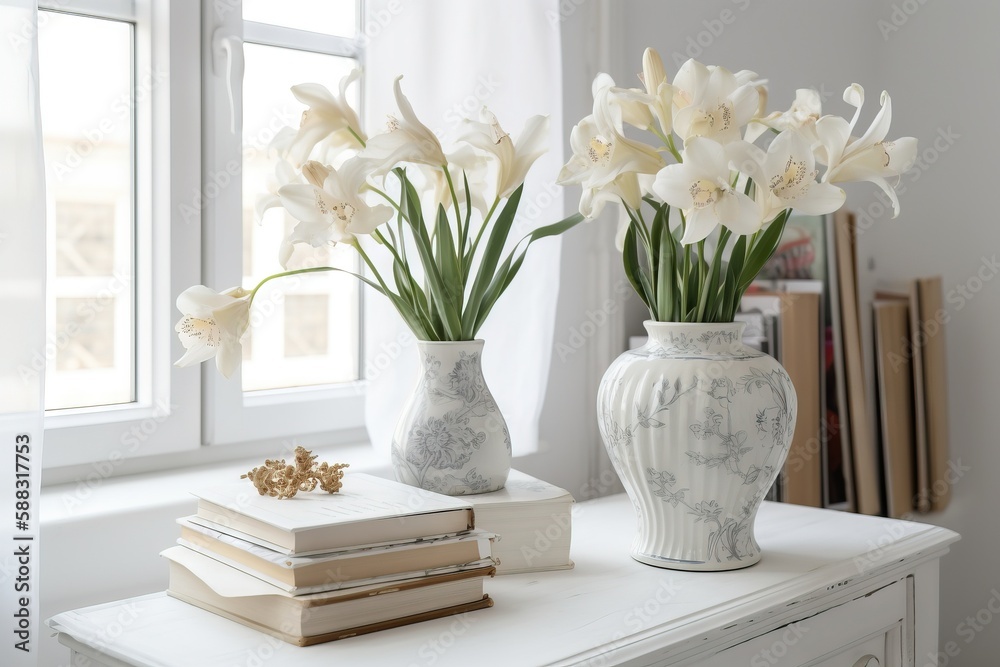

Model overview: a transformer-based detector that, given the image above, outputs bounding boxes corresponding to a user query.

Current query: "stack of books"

[163,473,497,646]
[467,469,574,574]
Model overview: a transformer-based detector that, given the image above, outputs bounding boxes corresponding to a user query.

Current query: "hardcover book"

[162,546,495,646]
[177,517,495,593]
[467,470,574,574]
[190,473,475,554]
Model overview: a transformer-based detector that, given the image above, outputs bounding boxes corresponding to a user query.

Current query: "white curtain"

[363,0,565,458]
[0,1,46,663]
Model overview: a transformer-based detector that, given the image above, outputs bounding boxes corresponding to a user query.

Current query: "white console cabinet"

[48,494,958,666]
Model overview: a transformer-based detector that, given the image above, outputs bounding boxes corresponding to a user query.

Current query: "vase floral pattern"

[598,321,796,571]
[392,340,510,495]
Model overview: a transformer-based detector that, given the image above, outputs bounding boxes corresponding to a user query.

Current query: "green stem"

[353,243,392,296]
[466,196,501,265]
[249,266,344,305]
[665,134,684,163]
[369,186,408,222]
[696,239,706,320]
[373,229,407,269]
[347,126,366,148]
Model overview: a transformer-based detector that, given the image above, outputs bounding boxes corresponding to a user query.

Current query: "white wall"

[864,2,1000,665]
[616,1,998,664]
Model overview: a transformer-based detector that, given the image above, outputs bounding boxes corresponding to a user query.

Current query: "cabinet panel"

[698,581,907,667]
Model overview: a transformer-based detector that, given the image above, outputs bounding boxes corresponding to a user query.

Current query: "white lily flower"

[456,108,549,199]
[174,286,252,379]
[638,48,675,135]
[283,69,365,166]
[728,130,846,222]
[763,89,823,135]
[254,159,301,223]
[557,111,663,218]
[431,145,491,215]
[356,76,447,175]
[580,171,642,219]
[651,137,761,244]
[277,159,392,267]
[671,59,759,145]
[816,85,917,217]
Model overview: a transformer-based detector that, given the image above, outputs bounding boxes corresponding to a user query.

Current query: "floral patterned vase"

[598,321,796,571]
[391,340,511,495]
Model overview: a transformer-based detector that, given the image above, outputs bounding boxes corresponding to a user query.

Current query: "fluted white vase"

[391,340,511,495]
[598,321,797,571]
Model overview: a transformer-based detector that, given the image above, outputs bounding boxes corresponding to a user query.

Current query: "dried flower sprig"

[241,446,349,499]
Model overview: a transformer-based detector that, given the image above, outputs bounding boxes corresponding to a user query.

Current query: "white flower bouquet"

[174,72,583,377]
[559,48,917,323]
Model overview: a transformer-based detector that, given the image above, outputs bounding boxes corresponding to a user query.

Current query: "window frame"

[200,1,367,448]
[41,0,202,470]
[41,0,369,475]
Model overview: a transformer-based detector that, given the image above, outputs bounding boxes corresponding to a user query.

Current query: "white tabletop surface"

[48,494,958,667]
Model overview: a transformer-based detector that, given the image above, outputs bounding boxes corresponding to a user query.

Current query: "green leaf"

[654,204,674,321]
[738,211,788,294]
[623,221,656,317]
[462,170,472,251]
[724,235,747,320]
[461,186,524,336]
[434,204,463,309]
[398,172,463,340]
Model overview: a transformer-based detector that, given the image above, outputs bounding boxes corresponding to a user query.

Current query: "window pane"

[242,0,356,37]
[39,12,135,410]
[241,44,360,392]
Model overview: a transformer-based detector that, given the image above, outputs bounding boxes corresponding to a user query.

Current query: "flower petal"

[651,163,697,209]
[715,192,762,236]
[681,206,721,245]
[788,182,846,215]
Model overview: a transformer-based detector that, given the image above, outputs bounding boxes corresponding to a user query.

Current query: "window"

[40,0,364,474]
[202,0,366,447]
[40,11,134,412]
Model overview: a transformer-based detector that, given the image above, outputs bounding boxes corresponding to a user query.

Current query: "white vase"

[598,321,797,571]
[391,340,511,495]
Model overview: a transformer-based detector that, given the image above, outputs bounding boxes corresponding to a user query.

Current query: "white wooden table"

[48,494,958,666]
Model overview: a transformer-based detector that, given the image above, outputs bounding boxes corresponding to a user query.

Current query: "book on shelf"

[872,300,917,519]
[162,545,495,646]
[917,277,951,512]
[875,276,950,512]
[178,517,495,593]
[741,285,824,508]
[833,209,882,516]
[467,469,574,574]
[189,473,474,554]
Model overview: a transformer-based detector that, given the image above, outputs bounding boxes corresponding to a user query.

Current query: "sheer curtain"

[0,1,46,663]
[363,0,566,459]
